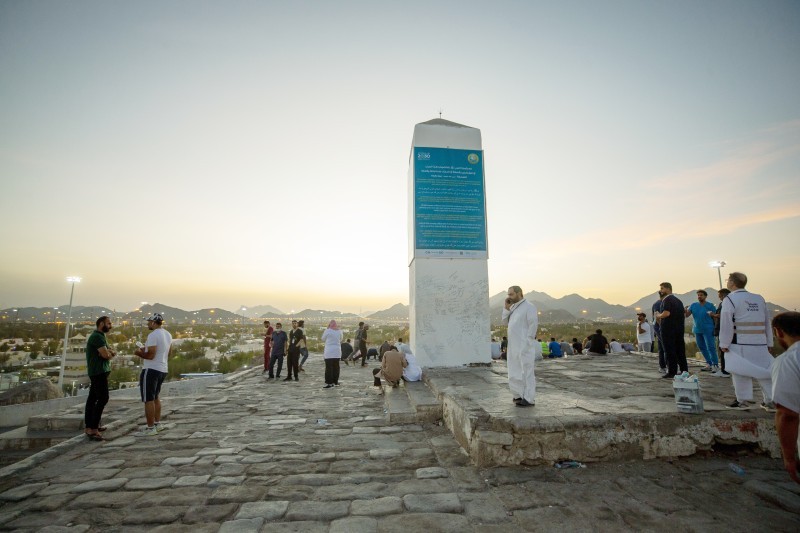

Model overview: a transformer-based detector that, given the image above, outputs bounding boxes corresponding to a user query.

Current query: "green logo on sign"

[467,153,480,164]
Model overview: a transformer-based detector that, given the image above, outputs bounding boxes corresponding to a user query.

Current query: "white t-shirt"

[772,341,800,414]
[321,328,343,359]
[609,341,623,353]
[636,321,652,344]
[144,327,172,373]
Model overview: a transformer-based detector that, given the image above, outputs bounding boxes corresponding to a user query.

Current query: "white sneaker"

[712,370,725,377]
[154,423,170,433]
[135,426,158,437]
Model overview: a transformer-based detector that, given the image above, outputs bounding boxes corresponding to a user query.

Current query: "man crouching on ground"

[134,313,172,437]
[373,348,406,390]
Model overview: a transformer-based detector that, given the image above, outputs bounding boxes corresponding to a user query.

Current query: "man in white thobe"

[502,285,539,407]
[770,311,800,484]
[719,271,774,410]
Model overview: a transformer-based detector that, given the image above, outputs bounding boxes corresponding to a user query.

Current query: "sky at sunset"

[1,1,799,314]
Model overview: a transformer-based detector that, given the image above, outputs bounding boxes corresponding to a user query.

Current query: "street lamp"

[58,277,81,389]
[709,260,727,289]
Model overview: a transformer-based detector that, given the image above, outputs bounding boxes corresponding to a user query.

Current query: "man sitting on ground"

[400,344,422,382]
[490,337,503,359]
[560,339,574,356]
[609,338,624,353]
[548,337,563,358]
[587,329,609,355]
[571,337,583,355]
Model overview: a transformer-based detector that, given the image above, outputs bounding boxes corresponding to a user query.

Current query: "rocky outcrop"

[0,379,63,406]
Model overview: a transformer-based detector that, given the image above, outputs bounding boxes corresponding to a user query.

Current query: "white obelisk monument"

[408,118,490,367]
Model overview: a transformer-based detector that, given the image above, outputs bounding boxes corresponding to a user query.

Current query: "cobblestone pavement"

[1,358,799,532]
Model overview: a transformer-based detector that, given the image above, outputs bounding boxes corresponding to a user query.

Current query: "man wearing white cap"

[134,313,172,436]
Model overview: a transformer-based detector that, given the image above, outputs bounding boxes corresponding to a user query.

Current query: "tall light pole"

[58,276,81,390]
[709,260,727,290]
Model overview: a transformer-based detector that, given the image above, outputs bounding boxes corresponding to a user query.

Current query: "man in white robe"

[502,285,539,407]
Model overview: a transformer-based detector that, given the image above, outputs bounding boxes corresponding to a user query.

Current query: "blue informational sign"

[413,147,487,258]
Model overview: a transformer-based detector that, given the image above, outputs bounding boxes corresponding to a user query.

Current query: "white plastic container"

[673,380,704,414]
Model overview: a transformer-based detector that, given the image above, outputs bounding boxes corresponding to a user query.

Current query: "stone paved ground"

[1,358,799,532]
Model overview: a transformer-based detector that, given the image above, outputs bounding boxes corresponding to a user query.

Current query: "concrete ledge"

[405,380,443,423]
[383,386,416,424]
[424,358,780,467]
[0,372,229,427]
[0,367,255,477]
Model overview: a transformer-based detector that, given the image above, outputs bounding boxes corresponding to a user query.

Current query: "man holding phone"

[134,313,172,436]
[502,285,539,407]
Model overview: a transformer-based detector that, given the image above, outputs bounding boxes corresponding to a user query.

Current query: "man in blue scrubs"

[685,290,720,374]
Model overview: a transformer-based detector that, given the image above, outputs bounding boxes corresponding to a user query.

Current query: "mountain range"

[1,289,790,325]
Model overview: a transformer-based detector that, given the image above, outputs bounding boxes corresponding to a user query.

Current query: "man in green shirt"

[84,316,116,441]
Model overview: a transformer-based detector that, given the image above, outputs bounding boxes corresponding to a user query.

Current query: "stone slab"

[235,500,289,520]
[285,500,349,521]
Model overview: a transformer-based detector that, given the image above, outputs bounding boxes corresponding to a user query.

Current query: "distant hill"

[1,289,791,326]
[489,290,631,324]
[286,309,360,320]
[368,303,409,320]
[121,303,243,324]
[244,304,284,317]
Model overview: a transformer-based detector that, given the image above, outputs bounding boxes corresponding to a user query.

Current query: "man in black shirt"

[587,329,609,355]
[571,337,582,355]
[654,282,688,378]
[711,288,731,376]
[652,296,666,373]
[285,320,302,381]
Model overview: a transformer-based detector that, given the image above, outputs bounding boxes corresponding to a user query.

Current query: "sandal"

[97,426,108,432]
[87,433,105,441]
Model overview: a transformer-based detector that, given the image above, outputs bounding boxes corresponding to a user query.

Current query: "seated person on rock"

[490,337,503,360]
[572,337,583,355]
[609,338,624,353]
[548,337,563,358]
[587,329,609,355]
[620,341,635,352]
[400,344,422,382]
[560,339,574,356]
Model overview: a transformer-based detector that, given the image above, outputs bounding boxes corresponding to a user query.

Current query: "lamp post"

[58,276,81,390]
[709,260,727,290]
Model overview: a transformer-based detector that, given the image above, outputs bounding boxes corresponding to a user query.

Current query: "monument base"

[409,257,490,368]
